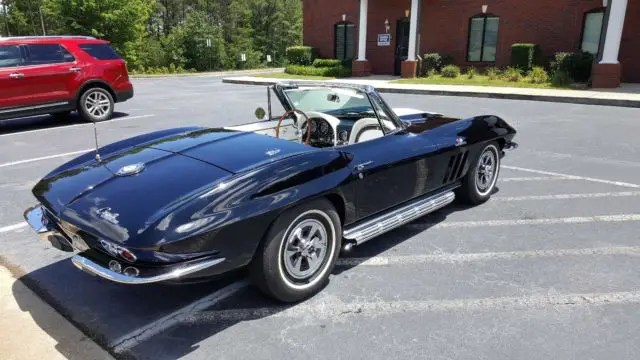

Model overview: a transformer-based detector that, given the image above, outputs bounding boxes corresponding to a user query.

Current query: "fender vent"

[442,151,469,184]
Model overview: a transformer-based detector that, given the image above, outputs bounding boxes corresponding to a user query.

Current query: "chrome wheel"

[282,218,328,280]
[475,146,498,196]
[84,91,111,119]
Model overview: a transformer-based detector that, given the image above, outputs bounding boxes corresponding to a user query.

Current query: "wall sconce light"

[384,19,390,33]
[602,0,608,7]
[482,5,488,13]
[405,9,410,18]
[342,14,346,22]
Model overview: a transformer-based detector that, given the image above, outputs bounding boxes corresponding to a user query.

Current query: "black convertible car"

[24,82,517,302]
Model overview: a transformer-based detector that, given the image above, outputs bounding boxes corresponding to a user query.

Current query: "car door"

[19,43,79,106]
[345,92,439,221]
[345,130,438,220]
[0,44,28,109]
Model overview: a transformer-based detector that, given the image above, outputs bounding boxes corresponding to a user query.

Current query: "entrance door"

[394,18,410,76]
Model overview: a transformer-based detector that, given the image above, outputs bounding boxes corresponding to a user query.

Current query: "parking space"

[1,76,640,360]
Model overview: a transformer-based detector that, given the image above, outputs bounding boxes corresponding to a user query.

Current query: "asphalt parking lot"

[1,75,640,360]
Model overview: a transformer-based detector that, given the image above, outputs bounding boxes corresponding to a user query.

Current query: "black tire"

[250,199,342,303]
[78,87,114,122]
[456,142,501,205]
[50,110,72,120]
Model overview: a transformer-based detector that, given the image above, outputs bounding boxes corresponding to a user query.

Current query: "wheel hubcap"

[476,149,497,193]
[84,92,110,118]
[283,219,328,280]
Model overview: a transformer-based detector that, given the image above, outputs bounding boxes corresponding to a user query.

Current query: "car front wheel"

[457,142,501,205]
[78,88,114,122]
[250,199,341,302]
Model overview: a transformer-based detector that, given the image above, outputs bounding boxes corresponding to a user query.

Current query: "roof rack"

[0,35,97,41]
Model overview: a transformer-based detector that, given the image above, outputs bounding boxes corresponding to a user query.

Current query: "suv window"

[79,44,121,60]
[0,45,22,68]
[25,44,75,65]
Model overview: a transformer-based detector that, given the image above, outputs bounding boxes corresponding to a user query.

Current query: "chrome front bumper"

[71,255,226,284]
[25,204,226,285]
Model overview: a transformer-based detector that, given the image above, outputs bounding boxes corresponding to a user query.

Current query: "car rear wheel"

[78,88,114,122]
[456,142,500,205]
[250,199,341,303]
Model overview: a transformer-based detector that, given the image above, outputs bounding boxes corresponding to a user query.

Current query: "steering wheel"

[275,109,313,145]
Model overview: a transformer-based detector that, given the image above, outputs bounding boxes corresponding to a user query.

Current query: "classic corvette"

[24,82,517,302]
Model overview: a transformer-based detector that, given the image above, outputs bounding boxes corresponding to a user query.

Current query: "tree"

[43,0,154,66]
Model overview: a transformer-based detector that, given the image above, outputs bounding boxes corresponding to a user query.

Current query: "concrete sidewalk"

[0,267,114,360]
[223,75,640,108]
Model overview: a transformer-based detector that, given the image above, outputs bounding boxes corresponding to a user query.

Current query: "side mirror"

[254,107,266,120]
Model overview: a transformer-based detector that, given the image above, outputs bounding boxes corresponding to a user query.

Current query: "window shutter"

[345,24,355,60]
[336,24,346,60]
[467,18,484,61]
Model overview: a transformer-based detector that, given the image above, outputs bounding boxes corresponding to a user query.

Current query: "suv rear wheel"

[78,88,114,122]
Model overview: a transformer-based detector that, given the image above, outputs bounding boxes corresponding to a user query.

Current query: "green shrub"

[424,68,437,78]
[312,59,343,68]
[286,65,351,77]
[511,43,542,72]
[551,51,594,82]
[422,53,453,73]
[441,65,460,78]
[502,67,522,82]
[551,70,572,87]
[465,67,478,79]
[286,46,318,66]
[486,67,500,80]
[528,66,549,84]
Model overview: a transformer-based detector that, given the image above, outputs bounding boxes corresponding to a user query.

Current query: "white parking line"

[408,214,640,231]
[493,191,640,201]
[110,280,250,353]
[189,290,640,323]
[500,176,570,182]
[0,222,27,233]
[336,246,640,267]
[0,149,92,168]
[503,165,640,188]
[0,114,155,137]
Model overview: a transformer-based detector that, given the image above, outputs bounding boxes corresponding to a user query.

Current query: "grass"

[393,75,561,89]
[256,73,335,80]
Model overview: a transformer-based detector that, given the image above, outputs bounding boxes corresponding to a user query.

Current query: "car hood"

[33,128,314,244]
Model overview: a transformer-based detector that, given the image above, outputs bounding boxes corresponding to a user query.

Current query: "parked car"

[0,36,133,122]
[24,82,517,302]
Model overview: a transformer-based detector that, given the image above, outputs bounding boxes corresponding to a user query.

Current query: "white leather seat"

[348,118,385,144]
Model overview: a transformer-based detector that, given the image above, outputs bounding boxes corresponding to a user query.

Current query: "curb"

[222,78,640,108]
[131,68,284,79]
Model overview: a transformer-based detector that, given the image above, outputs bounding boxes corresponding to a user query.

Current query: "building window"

[467,15,499,62]
[581,9,605,55]
[335,22,355,60]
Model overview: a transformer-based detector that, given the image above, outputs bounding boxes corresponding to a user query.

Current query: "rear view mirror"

[327,94,340,103]
[254,107,266,120]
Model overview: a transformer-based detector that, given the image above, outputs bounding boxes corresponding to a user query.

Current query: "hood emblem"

[116,163,145,176]
[97,207,120,225]
[455,137,466,146]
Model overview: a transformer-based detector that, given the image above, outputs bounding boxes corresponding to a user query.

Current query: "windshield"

[283,87,373,116]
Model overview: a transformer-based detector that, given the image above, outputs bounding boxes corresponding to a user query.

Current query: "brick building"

[302,0,638,87]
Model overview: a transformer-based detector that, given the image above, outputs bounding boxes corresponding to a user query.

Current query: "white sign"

[377,34,391,46]
[206,38,212,47]
[266,54,272,63]
[240,53,247,62]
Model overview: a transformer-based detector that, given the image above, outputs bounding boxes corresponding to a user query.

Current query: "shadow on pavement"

[10,191,496,360]
[0,112,131,135]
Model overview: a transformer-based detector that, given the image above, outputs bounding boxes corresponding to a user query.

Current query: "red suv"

[0,36,133,122]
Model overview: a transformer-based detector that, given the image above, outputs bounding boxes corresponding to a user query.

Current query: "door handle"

[355,161,374,171]
[69,67,81,72]
[9,73,24,79]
